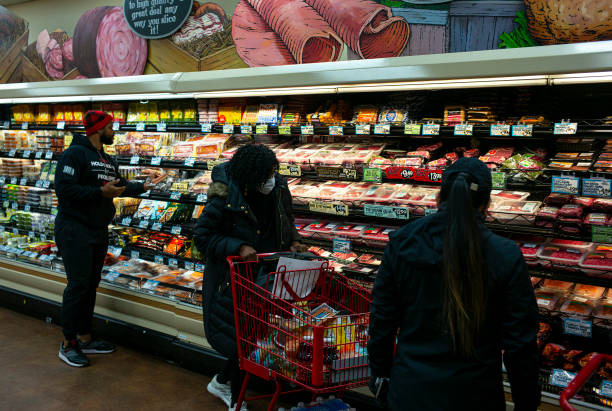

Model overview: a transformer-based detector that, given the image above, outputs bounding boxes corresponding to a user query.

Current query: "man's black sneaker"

[58,340,89,367]
[78,338,116,354]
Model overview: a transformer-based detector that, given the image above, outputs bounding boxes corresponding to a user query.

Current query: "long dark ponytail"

[439,171,490,357]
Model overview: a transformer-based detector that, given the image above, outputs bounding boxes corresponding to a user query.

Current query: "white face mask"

[258,176,275,195]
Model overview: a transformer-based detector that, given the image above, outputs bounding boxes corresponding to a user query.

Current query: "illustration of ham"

[232,0,342,67]
[303,0,408,59]
[73,6,147,78]
[45,39,64,79]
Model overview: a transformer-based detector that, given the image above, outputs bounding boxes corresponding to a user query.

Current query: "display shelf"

[118,245,201,271]
[0,201,53,215]
[113,215,195,237]
[0,224,51,241]
[530,269,612,289]
[0,149,59,161]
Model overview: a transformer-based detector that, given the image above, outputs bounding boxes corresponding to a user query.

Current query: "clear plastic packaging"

[537,244,592,269]
[560,295,595,316]
[573,284,606,300]
[579,245,612,277]
[535,290,562,310]
[558,204,584,218]
[540,279,574,293]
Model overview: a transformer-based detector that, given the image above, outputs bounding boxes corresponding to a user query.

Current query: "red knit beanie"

[84,111,113,136]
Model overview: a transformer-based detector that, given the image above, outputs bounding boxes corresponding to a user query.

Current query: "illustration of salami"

[303,0,408,59]
[73,6,147,78]
[232,0,342,67]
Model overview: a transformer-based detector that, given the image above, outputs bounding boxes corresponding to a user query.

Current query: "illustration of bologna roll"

[73,6,147,78]
[304,0,408,59]
[232,0,342,67]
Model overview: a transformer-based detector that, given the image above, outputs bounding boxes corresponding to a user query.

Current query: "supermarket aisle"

[0,307,250,411]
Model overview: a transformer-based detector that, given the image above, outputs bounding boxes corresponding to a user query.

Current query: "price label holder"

[0,177,4,184]
[56,121,65,130]
[563,317,592,338]
[278,125,291,135]
[404,124,421,135]
[552,175,580,195]
[355,124,371,135]
[170,192,182,201]
[316,166,358,180]
[364,204,409,220]
[43,180,51,188]
[19,178,27,186]
[363,167,382,183]
[152,222,163,231]
[206,160,223,171]
[332,238,351,254]
[112,122,120,131]
[184,157,196,167]
[454,124,473,136]
[168,258,178,267]
[8,149,16,157]
[601,381,612,399]
[143,279,160,290]
[21,122,28,130]
[11,202,17,210]
[104,272,120,282]
[554,121,578,135]
[329,125,343,136]
[512,124,533,137]
[51,207,58,216]
[2,121,9,129]
[35,151,43,159]
[425,208,438,216]
[301,125,314,135]
[108,247,123,258]
[550,369,577,388]
[491,172,506,189]
[130,250,140,260]
[171,225,182,235]
[201,123,212,133]
[490,124,511,137]
[196,193,207,203]
[582,177,611,197]
[195,263,205,272]
[138,220,149,229]
[223,124,234,134]
[12,228,18,235]
[22,150,31,159]
[130,155,140,165]
[10,177,17,185]
[121,217,132,226]
[374,123,390,135]
[24,204,31,212]
[154,255,164,265]
[45,151,53,160]
[256,124,268,135]
[156,122,167,132]
[279,163,302,177]
[240,125,253,134]
[308,200,349,216]
[151,156,162,166]
[422,124,440,136]
[136,122,146,131]
[592,226,612,243]
[184,261,195,271]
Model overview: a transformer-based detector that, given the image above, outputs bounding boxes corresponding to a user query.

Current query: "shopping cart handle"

[227,252,316,265]
[560,353,612,411]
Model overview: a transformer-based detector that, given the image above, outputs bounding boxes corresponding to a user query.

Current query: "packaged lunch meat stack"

[580,245,612,278]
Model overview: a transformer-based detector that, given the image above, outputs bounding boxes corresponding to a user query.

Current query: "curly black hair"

[228,144,279,189]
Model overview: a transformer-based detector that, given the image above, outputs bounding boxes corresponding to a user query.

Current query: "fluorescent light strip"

[551,71,612,85]
[194,86,338,98]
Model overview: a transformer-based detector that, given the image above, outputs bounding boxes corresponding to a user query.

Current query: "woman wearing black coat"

[368,158,541,410]
[194,144,304,411]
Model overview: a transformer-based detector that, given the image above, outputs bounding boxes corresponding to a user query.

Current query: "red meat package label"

[385,166,443,183]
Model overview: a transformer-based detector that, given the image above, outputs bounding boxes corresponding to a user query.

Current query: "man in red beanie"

[54,110,162,367]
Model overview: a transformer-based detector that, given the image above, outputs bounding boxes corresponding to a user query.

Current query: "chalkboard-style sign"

[124,0,193,39]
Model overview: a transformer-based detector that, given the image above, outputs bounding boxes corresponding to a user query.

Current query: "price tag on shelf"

[422,124,440,136]
[552,176,580,195]
[156,122,167,132]
[136,122,146,131]
[2,121,9,128]
[103,272,120,282]
[154,255,164,265]
[256,124,268,135]
[171,225,182,235]
[121,217,132,226]
[130,155,140,165]
[550,369,577,388]
[404,124,421,135]
[130,250,140,259]
[490,124,511,137]
[329,125,343,136]
[152,222,163,231]
[316,167,358,180]
[363,167,382,183]
[28,231,35,239]
[491,172,506,189]
[24,204,31,212]
[332,238,351,254]
[34,180,42,187]
[206,160,223,171]
[278,164,301,177]
[19,178,27,186]
[223,124,234,134]
[0,177,4,184]
[374,124,390,135]
[51,207,58,216]
[56,121,65,130]
[582,178,611,198]
[563,318,592,338]
[138,220,149,229]
[554,122,578,135]
[355,124,371,135]
[425,208,438,216]
[151,156,162,166]
[592,226,612,244]
[184,261,195,271]
[40,234,47,241]
[601,381,612,399]
[301,125,314,135]
[22,150,31,159]
[35,151,43,159]
[8,149,16,157]
[278,125,291,135]
[201,123,212,133]
[43,180,51,188]
[45,151,53,160]
[10,177,17,185]
[12,228,18,235]
[196,193,207,203]
[308,200,349,216]
[195,263,205,272]
[112,122,120,131]
[142,279,159,290]
[21,122,28,130]
[454,124,473,136]
[11,202,17,210]
[240,125,252,134]
[170,192,182,201]
[108,247,122,258]
[512,124,533,137]
[168,258,178,267]
[184,157,196,167]
[363,204,409,220]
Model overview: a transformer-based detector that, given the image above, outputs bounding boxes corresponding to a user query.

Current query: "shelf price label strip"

[563,317,592,338]
[279,163,302,177]
[385,166,443,184]
[363,204,409,220]
[315,166,357,180]
[308,200,349,216]
[551,176,580,195]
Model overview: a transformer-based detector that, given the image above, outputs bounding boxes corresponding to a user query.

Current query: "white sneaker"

[207,374,232,407]
[229,402,248,411]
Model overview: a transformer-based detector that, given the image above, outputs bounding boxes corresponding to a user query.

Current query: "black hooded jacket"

[193,163,300,357]
[54,133,145,230]
[368,206,540,411]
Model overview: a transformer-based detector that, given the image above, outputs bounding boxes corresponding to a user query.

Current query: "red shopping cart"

[227,253,372,411]
[560,353,612,410]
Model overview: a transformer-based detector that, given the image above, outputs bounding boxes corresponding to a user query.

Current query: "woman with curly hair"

[194,144,304,410]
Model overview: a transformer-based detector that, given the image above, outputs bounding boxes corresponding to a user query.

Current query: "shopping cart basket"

[227,253,372,411]
[560,353,612,410]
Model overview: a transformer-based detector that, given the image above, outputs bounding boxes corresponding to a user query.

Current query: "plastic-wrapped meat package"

[289,181,323,203]
[584,213,608,226]
[560,295,595,316]
[463,148,480,158]
[362,226,396,246]
[558,204,584,218]
[310,150,341,167]
[283,150,318,169]
[332,223,367,239]
[573,284,606,300]
[360,184,399,205]
[342,182,377,204]
[357,254,381,266]
[303,221,339,240]
[427,158,448,168]
[368,157,393,170]
[536,291,562,311]
[573,197,595,208]
[341,151,375,168]
[445,152,459,163]
[394,157,423,167]
[317,181,352,200]
[416,142,443,153]
[544,193,572,206]
[307,246,332,258]
[580,245,612,278]
[295,223,313,238]
[540,279,574,293]
[517,242,542,265]
[406,151,431,160]
[490,190,530,203]
[537,244,592,271]
[331,251,358,262]
[536,206,559,221]
[407,186,439,215]
[549,239,593,250]
[390,184,415,205]
[531,277,541,287]
[593,198,612,212]
[487,201,541,225]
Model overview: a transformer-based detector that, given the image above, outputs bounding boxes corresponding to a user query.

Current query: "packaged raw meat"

[307,246,331,258]
[554,152,579,160]
[584,213,608,226]
[463,148,479,158]
[541,343,567,368]
[544,193,572,206]
[531,277,541,287]
[317,182,352,200]
[406,186,439,215]
[359,184,399,204]
[537,322,552,348]
[558,204,584,218]
[594,299,612,320]
[537,206,559,220]
[573,197,595,208]
[536,291,562,310]
[362,226,395,246]
[331,251,358,262]
[593,198,612,212]
[357,254,381,266]
[548,161,574,170]
[573,284,606,300]
[394,157,423,167]
[541,279,574,293]
[427,158,448,168]
[579,245,612,277]
[490,190,530,203]
[303,221,339,240]
[332,224,367,239]
[342,182,377,203]
[537,244,592,269]
[406,151,431,160]
[549,239,593,250]
[390,184,415,205]
[560,295,595,316]
[487,201,541,225]
[519,243,542,260]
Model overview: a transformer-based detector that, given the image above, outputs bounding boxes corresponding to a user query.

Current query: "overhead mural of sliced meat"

[73,6,147,78]
[304,0,408,59]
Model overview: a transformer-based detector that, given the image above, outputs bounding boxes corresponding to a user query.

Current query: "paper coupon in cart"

[273,257,324,300]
